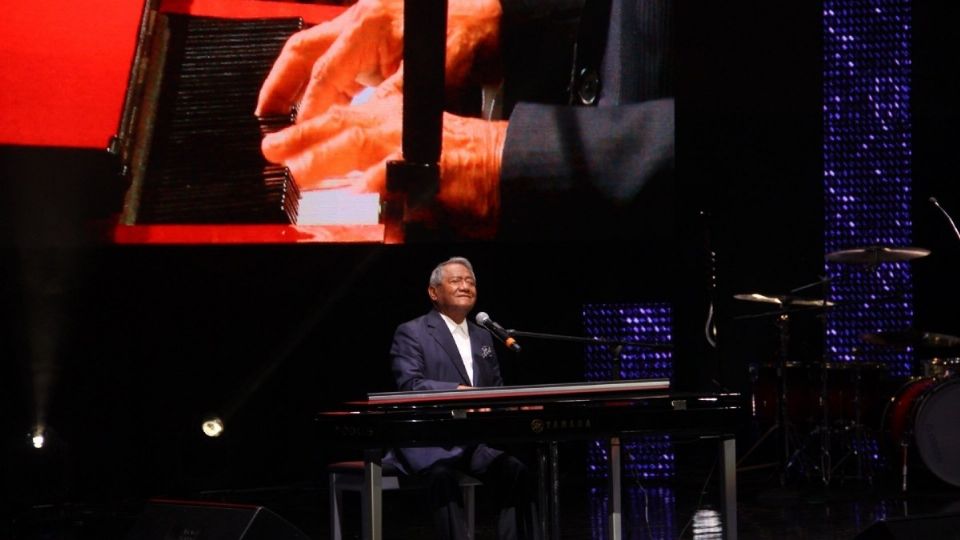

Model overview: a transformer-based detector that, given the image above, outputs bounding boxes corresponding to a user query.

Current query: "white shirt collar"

[438,312,469,337]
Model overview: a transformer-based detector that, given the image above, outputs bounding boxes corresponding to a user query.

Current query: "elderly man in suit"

[387,256,538,540]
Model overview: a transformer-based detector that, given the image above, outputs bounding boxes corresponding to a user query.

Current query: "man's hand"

[256,0,503,121]
[261,95,507,238]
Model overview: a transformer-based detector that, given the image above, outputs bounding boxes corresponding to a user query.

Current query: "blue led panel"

[823,0,913,377]
[582,303,672,381]
[588,486,678,540]
[582,303,675,483]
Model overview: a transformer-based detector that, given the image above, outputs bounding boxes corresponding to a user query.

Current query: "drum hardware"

[821,325,960,488]
[860,329,960,351]
[819,361,892,486]
[859,332,960,489]
[814,246,935,486]
[733,242,933,487]
[734,289,834,485]
[734,285,914,487]
[923,357,960,379]
[771,360,889,487]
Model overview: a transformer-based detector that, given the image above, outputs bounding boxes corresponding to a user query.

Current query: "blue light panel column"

[823,1,913,376]
[588,486,677,540]
[582,304,678,538]
[582,303,674,482]
[582,303,672,382]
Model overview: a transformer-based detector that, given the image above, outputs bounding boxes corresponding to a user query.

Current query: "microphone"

[930,196,960,242]
[475,312,521,352]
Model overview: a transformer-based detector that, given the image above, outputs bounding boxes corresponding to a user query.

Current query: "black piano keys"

[135,16,303,224]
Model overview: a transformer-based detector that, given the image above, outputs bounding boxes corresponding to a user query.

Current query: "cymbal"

[860,329,960,349]
[825,246,930,264]
[733,292,834,308]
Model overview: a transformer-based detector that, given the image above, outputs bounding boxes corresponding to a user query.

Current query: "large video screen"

[2,0,675,246]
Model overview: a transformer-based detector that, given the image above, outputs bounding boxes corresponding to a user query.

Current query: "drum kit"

[735,245,960,491]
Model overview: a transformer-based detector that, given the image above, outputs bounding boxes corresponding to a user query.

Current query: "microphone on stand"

[929,196,960,242]
[475,312,521,352]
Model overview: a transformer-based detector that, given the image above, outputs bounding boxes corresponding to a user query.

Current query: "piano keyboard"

[130,15,303,224]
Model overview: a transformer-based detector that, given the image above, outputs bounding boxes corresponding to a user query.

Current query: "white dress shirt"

[439,313,474,385]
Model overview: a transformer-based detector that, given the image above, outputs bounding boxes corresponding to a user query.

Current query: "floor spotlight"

[201,417,225,438]
[30,427,45,449]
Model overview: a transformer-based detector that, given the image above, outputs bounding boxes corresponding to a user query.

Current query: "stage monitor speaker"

[124,498,312,540]
[854,512,960,539]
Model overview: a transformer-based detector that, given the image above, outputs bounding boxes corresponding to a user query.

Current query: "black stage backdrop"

[1,0,836,529]
[913,2,960,339]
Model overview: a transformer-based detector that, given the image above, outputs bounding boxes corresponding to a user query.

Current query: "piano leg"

[608,437,623,540]
[537,442,563,540]
[362,449,384,540]
[537,445,549,537]
[549,442,561,539]
[719,436,738,540]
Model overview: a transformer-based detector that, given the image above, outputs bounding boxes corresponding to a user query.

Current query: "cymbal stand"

[816,357,832,486]
[819,263,891,487]
[736,307,811,485]
[775,312,792,484]
[825,362,878,486]
[817,276,833,487]
[773,310,823,485]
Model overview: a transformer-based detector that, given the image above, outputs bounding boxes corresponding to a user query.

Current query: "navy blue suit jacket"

[388,309,505,474]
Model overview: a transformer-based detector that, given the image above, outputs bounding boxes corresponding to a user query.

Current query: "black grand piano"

[316,378,743,540]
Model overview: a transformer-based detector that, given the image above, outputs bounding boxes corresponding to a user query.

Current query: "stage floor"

[8,437,960,540]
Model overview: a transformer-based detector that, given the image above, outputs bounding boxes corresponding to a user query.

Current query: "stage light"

[201,417,225,438]
[30,427,45,449]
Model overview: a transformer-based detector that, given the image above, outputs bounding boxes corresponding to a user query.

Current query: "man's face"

[429,263,477,321]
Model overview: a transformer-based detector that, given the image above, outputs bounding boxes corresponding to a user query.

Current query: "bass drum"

[884,376,960,487]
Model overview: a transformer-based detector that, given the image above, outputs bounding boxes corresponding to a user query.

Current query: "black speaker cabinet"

[124,498,312,540]
[855,512,960,540]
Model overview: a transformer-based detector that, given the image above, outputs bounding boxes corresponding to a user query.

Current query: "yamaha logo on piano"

[530,418,592,434]
[334,425,376,438]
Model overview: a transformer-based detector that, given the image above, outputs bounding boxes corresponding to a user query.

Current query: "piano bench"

[328,460,481,540]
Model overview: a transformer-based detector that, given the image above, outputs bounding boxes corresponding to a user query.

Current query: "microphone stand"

[930,196,960,243]
[508,329,671,384]
[506,329,672,379]
[507,329,671,348]
[506,328,671,540]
